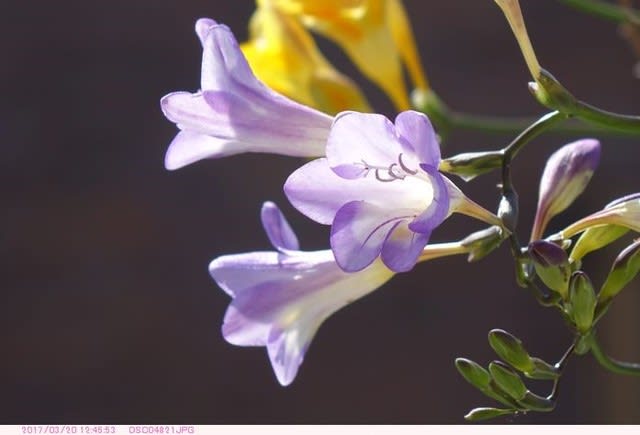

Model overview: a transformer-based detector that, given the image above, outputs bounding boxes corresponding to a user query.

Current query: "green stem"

[502,111,568,162]
[590,333,640,376]
[448,110,635,136]
[574,99,640,133]
[557,0,640,26]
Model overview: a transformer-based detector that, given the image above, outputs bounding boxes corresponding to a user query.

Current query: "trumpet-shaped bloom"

[285,110,501,273]
[270,0,428,110]
[241,3,370,114]
[160,18,332,170]
[210,202,394,386]
[530,139,600,241]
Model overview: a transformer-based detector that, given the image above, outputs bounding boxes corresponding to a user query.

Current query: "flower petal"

[261,202,300,251]
[394,111,440,167]
[285,158,431,225]
[331,201,414,272]
[326,112,408,179]
[164,130,245,170]
[409,168,450,233]
[380,222,430,272]
[195,18,217,46]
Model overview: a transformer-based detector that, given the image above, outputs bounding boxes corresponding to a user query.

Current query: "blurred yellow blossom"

[268,0,429,111]
[241,2,371,114]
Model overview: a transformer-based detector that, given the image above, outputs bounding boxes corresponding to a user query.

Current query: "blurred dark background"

[2,0,640,424]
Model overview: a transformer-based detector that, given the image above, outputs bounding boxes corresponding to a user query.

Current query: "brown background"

[2,0,640,423]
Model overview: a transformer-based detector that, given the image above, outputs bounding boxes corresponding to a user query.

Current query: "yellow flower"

[270,0,429,111]
[241,2,371,114]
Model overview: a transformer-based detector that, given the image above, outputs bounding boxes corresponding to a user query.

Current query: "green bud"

[567,271,597,334]
[598,239,640,306]
[516,391,555,412]
[529,240,571,298]
[439,150,504,182]
[488,329,535,373]
[461,226,505,262]
[574,333,592,355]
[524,357,559,380]
[464,407,516,422]
[570,224,628,261]
[498,190,519,234]
[455,358,491,390]
[489,361,527,400]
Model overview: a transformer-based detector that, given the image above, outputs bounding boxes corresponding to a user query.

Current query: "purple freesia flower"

[160,18,333,170]
[284,111,500,273]
[530,139,601,241]
[209,202,394,386]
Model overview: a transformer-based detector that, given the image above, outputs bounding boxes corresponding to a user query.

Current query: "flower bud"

[461,226,505,262]
[439,150,504,182]
[530,139,600,240]
[526,357,559,380]
[498,190,519,233]
[455,358,491,390]
[464,407,516,422]
[489,361,527,401]
[598,239,640,307]
[567,271,597,334]
[529,240,571,298]
[517,391,555,412]
[488,329,535,373]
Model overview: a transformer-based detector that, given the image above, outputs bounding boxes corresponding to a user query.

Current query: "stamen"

[375,169,396,182]
[398,153,418,175]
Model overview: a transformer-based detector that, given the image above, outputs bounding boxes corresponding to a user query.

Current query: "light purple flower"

[530,139,601,241]
[209,202,394,386]
[160,18,333,170]
[284,110,501,273]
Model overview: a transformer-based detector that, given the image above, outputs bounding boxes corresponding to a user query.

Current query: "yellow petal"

[241,3,371,114]
[270,0,428,111]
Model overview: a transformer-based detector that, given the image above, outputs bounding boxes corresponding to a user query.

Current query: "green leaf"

[464,407,517,422]
[488,329,535,373]
[489,361,527,400]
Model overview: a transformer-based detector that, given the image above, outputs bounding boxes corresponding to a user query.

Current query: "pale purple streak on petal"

[210,252,291,297]
[261,202,300,252]
[195,18,217,46]
[327,112,405,179]
[331,201,414,272]
[285,158,430,225]
[409,168,450,233]
[381,223,430,272]
[394,111,440,167]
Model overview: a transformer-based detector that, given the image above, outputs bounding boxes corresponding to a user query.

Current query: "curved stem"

[590,333,640,376]
[448,110,634,136]
[557,0,640,26]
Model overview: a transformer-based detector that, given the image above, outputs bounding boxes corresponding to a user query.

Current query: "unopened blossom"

[210,202,395,386]
[285,110,501,273]
[241,2,370,114]
[160,18,332,170]
[530,139,600,241]
[558,193,640,239]
[269,0,428,110]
